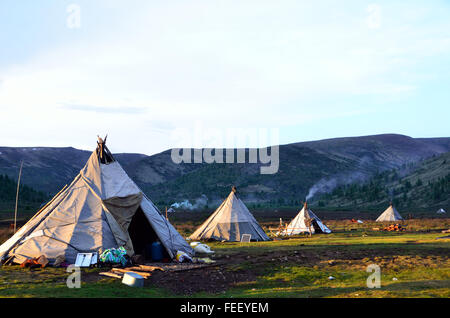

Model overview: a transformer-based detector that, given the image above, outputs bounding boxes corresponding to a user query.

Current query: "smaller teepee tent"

[280,202,331,235]
[376,203,403,222]
[189,187,270,242]
[436,208,446,214]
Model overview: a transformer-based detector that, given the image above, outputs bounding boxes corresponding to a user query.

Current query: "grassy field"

[0,218,449,298]
[208,232,450,298]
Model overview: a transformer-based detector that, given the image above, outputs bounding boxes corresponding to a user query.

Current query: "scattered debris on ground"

[99,264,164,280]
[99,262,214,281]
[383,224,406,232]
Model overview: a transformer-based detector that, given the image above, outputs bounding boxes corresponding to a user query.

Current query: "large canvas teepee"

[376,203,403,222]
[0,138,193,265]
[280,202,331,235]
[189,187,270,242]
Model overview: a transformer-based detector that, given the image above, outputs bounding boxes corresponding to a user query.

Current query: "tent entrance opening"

[128,207,169,260]
[312,220,323,233]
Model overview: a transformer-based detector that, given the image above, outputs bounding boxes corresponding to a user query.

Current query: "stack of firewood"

[383,224,406,232]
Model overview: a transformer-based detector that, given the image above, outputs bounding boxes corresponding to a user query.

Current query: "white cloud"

[0,1,449,153]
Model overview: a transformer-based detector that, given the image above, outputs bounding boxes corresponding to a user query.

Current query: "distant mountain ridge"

[0,147,146,194]
[141,134,450,206]
[316,151,450,210]
[295,134,450,169]
[0,134,449,209]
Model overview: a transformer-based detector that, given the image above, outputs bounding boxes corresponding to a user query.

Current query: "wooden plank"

[111,268,151,278]
[137,265,165,272]
[125,266,162,273]
[99,272,123,279]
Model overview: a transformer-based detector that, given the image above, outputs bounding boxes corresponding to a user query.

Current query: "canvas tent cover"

[189,189,270,242]
[280,202,331,235]
[436,208,446,214]
[0,141,193,265]
[376,204,403,222]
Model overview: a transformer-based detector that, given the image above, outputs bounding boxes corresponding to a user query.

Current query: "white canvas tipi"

[376,203,403,222]
[0,139,193,265]
[280,202,331,235]
[189,187,270,242]
[436,208,446,214]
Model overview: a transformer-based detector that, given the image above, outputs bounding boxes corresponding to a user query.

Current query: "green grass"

[206,231,449,253]
[205,232,450,298]
[0,267,171,298]
[214,262,450,298]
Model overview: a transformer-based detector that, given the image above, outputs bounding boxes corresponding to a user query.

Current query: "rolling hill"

[0,174,48,214]
[0,134,449,211]
[0,147,147,194]
[315,151,450,211]
[138,134,450,207]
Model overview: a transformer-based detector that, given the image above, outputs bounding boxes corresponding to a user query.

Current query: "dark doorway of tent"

[128,208,170,262]
[312,220,323,233]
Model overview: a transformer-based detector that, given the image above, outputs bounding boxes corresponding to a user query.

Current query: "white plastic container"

[122,272,144,287]
[193,243,214,254]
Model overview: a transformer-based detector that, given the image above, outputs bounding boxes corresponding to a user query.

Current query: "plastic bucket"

[150,241,164,261]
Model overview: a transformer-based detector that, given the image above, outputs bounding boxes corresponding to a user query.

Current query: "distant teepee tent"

[0,138,193,265]
[189,187,270,242]
[280,202,331,235]
[436,208,446,214]
[376,203,403,222]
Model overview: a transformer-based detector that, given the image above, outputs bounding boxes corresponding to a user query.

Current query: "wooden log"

[124,266,161,273]
[111,268,151,276]
[99,272,123,279]
[137,265,165,272]
[111,268,151,278]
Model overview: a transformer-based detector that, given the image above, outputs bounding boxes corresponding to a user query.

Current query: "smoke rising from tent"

[306,178,337,201]
[170,200,193,210]
[388,188,394,201]
[306,155,380,201]
[306,171,367,201]
[170,194,208,210]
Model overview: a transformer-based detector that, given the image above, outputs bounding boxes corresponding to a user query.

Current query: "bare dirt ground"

[142,243,449,295]
[146,263,256,295]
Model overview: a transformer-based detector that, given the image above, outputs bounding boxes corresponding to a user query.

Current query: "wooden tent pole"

[14,161,23,234]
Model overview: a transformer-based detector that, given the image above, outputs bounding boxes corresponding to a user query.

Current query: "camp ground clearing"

[0,218,449,298]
